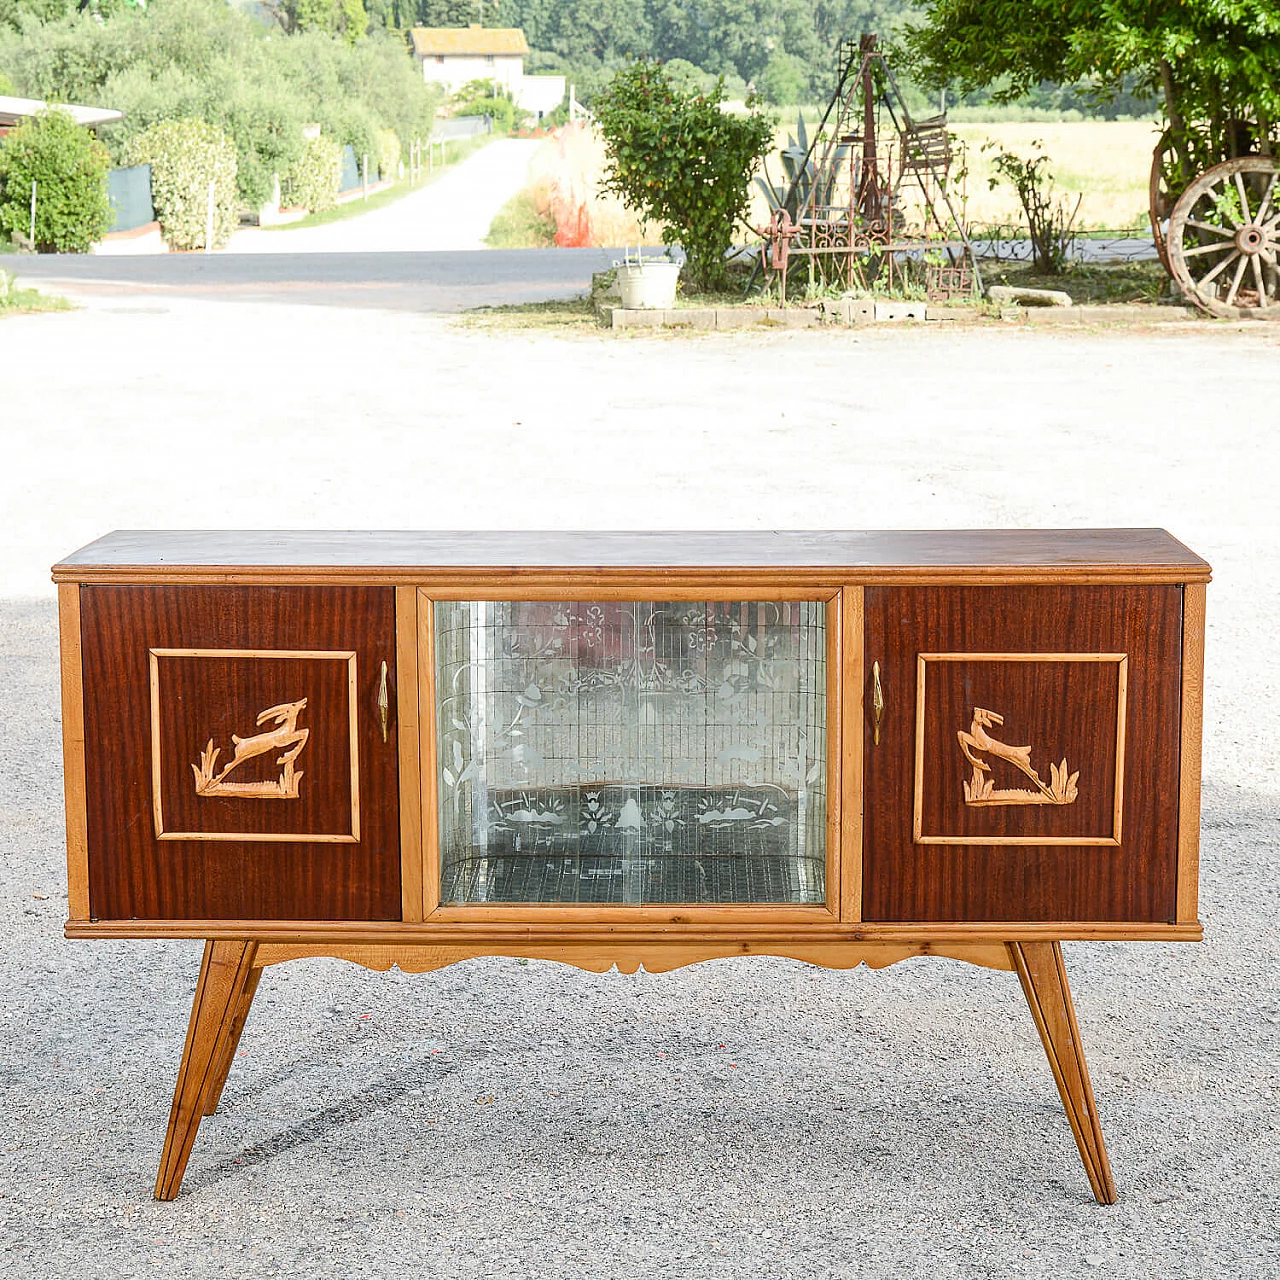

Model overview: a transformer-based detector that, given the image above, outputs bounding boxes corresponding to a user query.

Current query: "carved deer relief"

[958,707,1079,807]
[193,699,309,799]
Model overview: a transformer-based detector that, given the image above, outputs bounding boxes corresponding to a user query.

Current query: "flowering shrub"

[124,118,237,250]
[281,133,340,212]
[0,109,111,252]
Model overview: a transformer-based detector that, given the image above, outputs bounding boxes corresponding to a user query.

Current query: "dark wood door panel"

[863,585,1182,923]
[80,585,400,921]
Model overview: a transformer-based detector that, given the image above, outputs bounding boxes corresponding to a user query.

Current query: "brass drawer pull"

[872,661,884,745]
[378,660,389,743]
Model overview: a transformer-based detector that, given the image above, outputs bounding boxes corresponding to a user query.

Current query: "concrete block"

[611,309,664,329]
[762,308,818,328]
[1023,303,1195,325]
[664,309,715,330]
[714,309,759,329]
[874,300,927,322]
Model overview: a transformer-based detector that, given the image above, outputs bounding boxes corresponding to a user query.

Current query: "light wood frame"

[59,584,90,921]
[840,587,864,922]
[912,652,1129,847]
[1176,583,1206,923]
[395,588,425,922]
[148,648,361,843]
[65,917,1203,943]
[414,585,845,924]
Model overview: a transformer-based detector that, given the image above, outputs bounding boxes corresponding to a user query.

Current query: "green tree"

[0,107,110,251]
[648,0,820,87]
[338,0,367,44]
[905,1,1280,173]
[0,0,441,205]
[757,47,806,104]
[592,58,773,289]
[415,0,480,25]
[0,0,74,31]
[281,0,366,41]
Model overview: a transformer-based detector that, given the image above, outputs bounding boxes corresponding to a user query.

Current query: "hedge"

[280,132,340,213]
[375,127,399,181]
[123,117,237,250]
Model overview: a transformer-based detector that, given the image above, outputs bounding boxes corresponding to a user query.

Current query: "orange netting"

[526,122,666,248]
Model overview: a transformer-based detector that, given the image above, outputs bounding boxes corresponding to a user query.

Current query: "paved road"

[13,247,618,311]
[11,238,1159,314]
[227,138,544,255]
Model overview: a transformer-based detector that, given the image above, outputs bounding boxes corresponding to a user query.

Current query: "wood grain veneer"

[249,940,1017,974]
[912,652,1128,846]
[1009,942,1117,1204]
[147,648,361,842]
[863,584,1183,923]
[64,917,1204,943]
[79,585,401,921]
[53,529,1212,585]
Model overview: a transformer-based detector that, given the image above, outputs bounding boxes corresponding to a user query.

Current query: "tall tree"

[905,0,1280,167]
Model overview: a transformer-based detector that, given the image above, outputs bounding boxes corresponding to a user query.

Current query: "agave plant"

[755,112,848,221]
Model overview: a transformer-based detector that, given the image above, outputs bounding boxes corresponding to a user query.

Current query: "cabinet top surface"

[53,529,1210,582]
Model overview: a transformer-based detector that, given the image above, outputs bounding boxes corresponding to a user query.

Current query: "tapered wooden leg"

[1009,941,1118,1205]
[154,940,259,1201]
[202,966,262,1117]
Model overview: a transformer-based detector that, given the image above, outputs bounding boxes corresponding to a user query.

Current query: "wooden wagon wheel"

[1149,129,1189,274]
[1167,156,1280,318]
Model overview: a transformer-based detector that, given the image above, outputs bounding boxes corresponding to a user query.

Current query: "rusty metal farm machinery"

[756,35,982,305]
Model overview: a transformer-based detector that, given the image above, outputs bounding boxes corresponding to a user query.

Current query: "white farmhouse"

[410,26,565,119]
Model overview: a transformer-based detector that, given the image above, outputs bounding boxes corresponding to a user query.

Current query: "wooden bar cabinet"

[54,530,1210,1202]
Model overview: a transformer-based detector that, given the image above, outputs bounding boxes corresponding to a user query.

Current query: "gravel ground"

[1,299,1278,1277]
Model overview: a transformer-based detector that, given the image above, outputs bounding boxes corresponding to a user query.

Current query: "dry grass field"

[951,122,1162,231]
[492,120,1164,249]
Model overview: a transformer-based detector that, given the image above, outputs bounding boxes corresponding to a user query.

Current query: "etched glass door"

[434,599,828,905]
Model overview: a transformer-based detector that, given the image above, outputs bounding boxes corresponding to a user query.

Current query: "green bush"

[593,59,774,291]
[0,107,110,252]
[215,84,307,210]
[451,79,519,135]
[316,98,380,173]
[374,126,399,181]
[123,116,237,249]
[280,132,340,212]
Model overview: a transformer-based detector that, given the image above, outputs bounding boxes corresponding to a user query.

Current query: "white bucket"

[615,260,681,309]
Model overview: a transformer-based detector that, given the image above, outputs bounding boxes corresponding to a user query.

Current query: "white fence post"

[204,179,215,253]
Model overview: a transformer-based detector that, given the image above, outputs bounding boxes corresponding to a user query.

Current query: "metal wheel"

[1167,157,1280,318]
